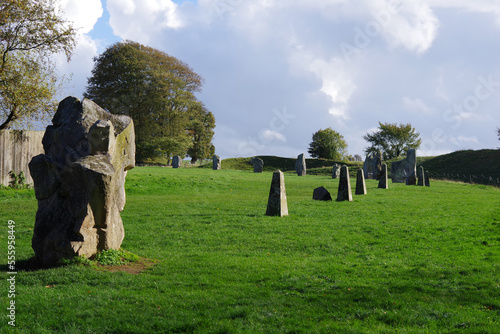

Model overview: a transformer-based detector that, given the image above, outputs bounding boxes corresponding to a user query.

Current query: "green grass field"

[1,167,499,333]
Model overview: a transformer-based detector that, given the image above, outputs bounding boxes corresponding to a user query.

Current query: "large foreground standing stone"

[172,155,181,168]
[213,155,221,170]
[363,151,382,180]
[28,97,135,267]
[336,165,353,202]
[295,153,306,176]
[251,157,264,173]
[266,170,288,217]
[355,169,367,195]
[378,163,388,189]
[313,186,332,201]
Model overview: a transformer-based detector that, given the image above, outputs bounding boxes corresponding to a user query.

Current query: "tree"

[308,128,348,160]
[497,128,500,142]
[84,41,215,162]
[187,103,216,164]
[363,122,421,160]
[0,0,76,129]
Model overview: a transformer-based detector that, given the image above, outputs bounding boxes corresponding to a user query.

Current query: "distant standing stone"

[417,166,425,186]
[251,157,264,173]
[313,186,332,201]
[172,155,181,168]
[363,151,382,180]
[332,163,341,179]
[405,149,417,185]
[355,169,367,195]
[378,163,388,189]
[266,170,289,217]
[425,170,430,187]
[336,165,353,202]
[213,155,221,170]
[295,153,306,176]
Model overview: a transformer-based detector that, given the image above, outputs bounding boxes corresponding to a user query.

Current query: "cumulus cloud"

[52,0,103,100]
[107,0,181,43]
[403,97,434,115]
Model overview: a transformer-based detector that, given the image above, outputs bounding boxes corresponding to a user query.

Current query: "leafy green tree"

[0,0,76,129]
[84,41,215,162]
[363,122,421,160]
[187,103,216,164]
[308,128,348,160]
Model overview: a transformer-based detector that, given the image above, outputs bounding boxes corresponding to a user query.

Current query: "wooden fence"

[0,130,45,186]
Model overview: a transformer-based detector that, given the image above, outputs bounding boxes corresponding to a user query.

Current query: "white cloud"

[259,129,286,143]
[57,0,103,34]
[450,135,480,146]
[53,0,103,99]
[107,0,181,43]
[403,97,434,115]
[379,1,439,54]
[425,0,500,24]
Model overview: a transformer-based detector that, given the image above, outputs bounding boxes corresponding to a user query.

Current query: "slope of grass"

[1,167,499,333]
[419,149,500,177]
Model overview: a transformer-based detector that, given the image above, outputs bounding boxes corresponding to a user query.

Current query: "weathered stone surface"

[251,157,264,173]
[336,165,353,202]
[295,153,306,176]
[378,163,388,189]
[332,163,341,179]
[355,169,367,195]
[391,149,417,184]
[266,170,288,217]
[363,151,382,180]
[213,155,221,170]
[313,186,332,201]
[417,166,425,186]
[172,155,181,168]
[425,170,430,187]
[28,97,135,267]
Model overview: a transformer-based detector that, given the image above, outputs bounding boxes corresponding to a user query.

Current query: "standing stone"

[417,166,425,186]
[213,155,221,170]
[355,169,367,195]
[266,170,288,217]
[313,186,332,201]
[363,151,382,180]
[425,170,430,187]
[172,155,181,168]
[295,153,306,176]
[391,149,417,184]
[332,164,341,179]
[28,97,135,267]
[251,157,264,173]
[336,165,353,202]
[378,163,388,189]
[405,149,417,185]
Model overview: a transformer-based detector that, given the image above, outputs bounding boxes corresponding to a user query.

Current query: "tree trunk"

[0,108,17,130]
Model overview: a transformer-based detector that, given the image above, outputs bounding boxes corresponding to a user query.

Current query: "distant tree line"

[309,122,421,162]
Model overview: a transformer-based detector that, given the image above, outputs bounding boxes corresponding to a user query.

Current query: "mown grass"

[1,167,499,333]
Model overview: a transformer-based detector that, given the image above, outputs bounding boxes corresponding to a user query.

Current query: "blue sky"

[56,0,500,159]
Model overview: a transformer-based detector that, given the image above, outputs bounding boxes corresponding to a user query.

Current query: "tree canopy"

[308,128,348,160]
[84,41,215,162]
[0,0,76,129]
[363,122,421,160]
